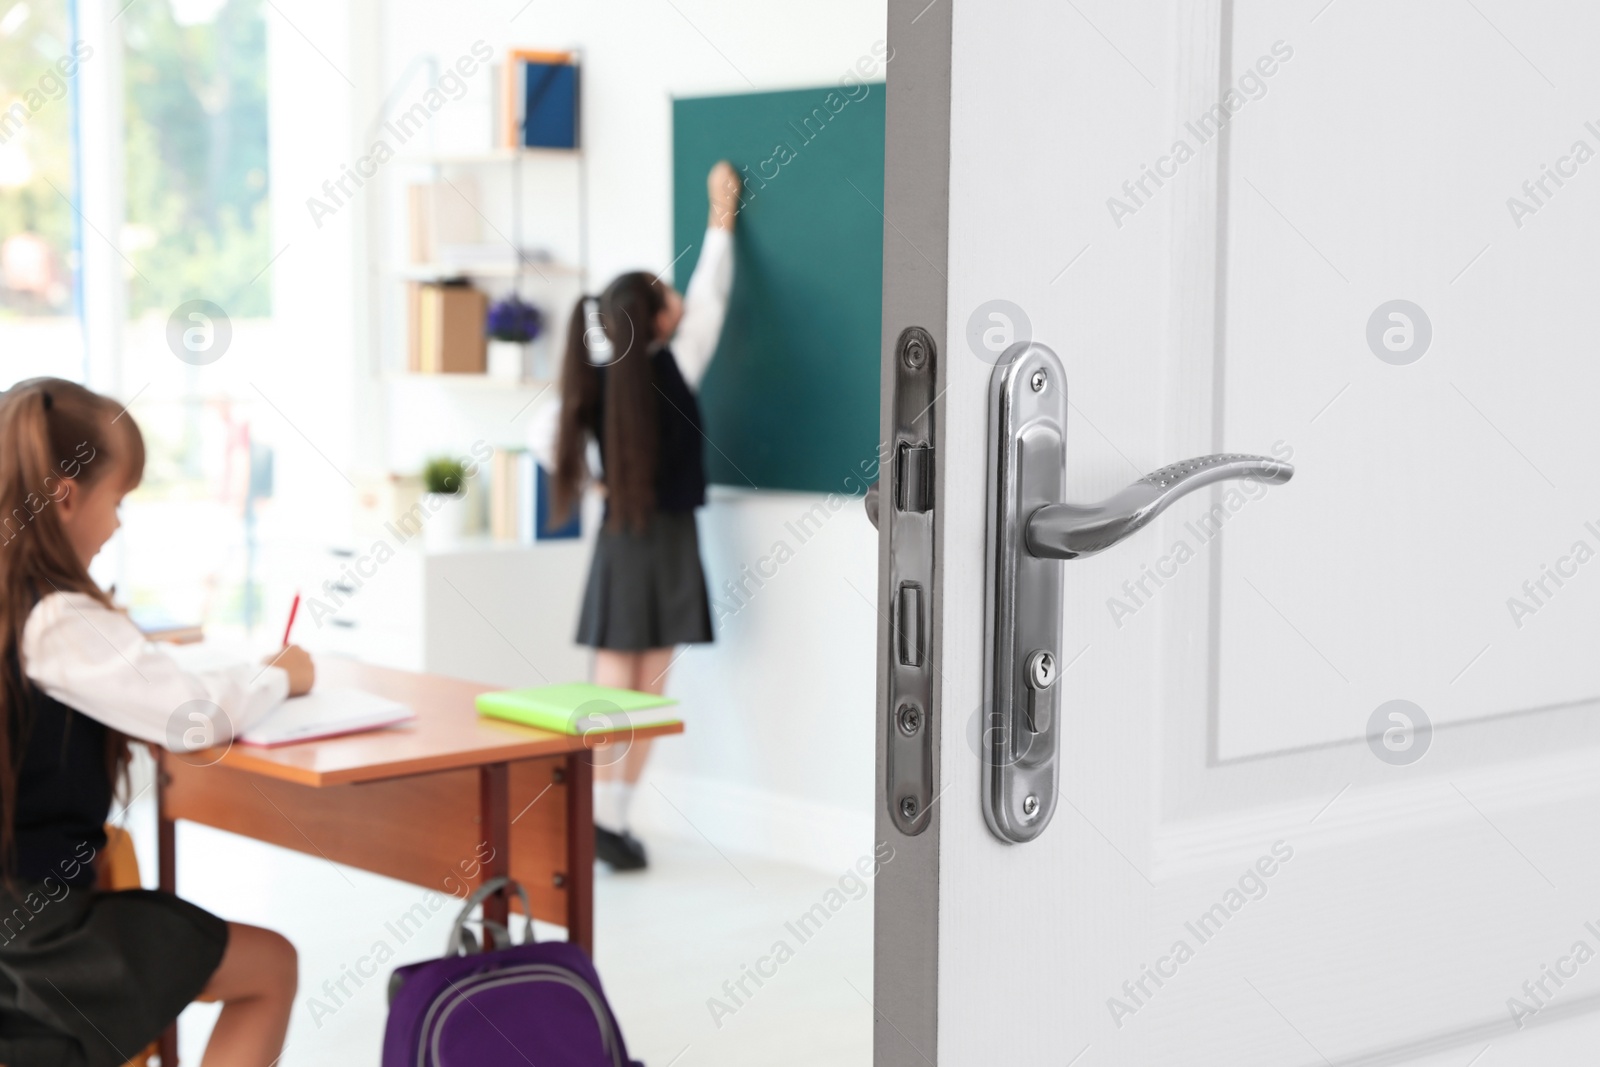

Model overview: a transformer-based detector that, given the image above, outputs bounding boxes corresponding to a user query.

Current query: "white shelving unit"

[347,53,596,684]
[388,260,584,283]
[397,147,580,165]
[370,72,590,386]
[391,144,587,382]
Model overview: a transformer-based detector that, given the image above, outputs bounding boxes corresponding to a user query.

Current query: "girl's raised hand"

[708,160,741,230]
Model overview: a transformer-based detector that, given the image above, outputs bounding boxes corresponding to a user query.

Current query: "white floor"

[121,790,873,1067]
[119,784,1600,1066]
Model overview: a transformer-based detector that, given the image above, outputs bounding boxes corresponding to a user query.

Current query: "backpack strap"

[446,876,536,956]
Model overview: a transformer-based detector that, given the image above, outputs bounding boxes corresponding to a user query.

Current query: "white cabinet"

[297,538,592,689]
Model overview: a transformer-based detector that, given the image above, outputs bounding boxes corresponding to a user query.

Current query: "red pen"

[281,591,301,648]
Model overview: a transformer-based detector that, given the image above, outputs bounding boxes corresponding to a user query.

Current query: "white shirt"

[527,226,735,470]
[21,591,290,749]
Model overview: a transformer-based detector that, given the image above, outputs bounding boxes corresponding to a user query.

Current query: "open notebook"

[162,642,414,748]
[240,688,415,748]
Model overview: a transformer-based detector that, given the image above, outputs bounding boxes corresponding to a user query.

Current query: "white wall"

[263,0,379,547]
[375,0,891,282]
[644,487,879,871]
[270,0,890,870]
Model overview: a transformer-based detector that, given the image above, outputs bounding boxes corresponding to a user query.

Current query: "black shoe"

[595,825,649,871]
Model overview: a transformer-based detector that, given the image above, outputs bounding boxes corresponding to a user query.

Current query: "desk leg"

[157,753,180,1067]
[564,753,594,954]
[479,762,511,932]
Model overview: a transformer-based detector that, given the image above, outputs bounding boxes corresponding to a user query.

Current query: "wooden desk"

[156,658,683,1065]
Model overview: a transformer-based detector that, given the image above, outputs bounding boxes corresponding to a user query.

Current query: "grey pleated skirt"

[577,511,714,651]
[0,885,228,1067]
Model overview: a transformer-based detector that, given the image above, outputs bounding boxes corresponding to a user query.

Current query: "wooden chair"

[99,825,158,1067]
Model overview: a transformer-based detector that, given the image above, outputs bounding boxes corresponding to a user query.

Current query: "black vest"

[5,650,111,888]
[594,347,708,514]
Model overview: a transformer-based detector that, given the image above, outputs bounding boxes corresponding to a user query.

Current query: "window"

[113,0,276,637]
[0,0,280,639]
[0,0,86,386]
[121,0,272,320]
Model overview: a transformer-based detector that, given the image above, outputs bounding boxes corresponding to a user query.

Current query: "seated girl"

[0,378,312,1067]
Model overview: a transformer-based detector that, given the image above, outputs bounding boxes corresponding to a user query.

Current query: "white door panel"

[1213,0,1600,760]
[875,0,1600,1063]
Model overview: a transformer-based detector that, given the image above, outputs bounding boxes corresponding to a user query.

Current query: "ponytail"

[550,274,668,532]
[551,297,599,528]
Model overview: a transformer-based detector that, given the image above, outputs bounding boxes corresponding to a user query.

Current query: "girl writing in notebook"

[0,378,311,1067]
[530,161,741,871]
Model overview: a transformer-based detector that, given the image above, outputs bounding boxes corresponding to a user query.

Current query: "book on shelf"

[409,283,487,374]
[489,448,523,542]
[502,50,579,149]
[488,449,577,542]
[535,463,579,541]
[517,451,536,543]
[406,179,481,265]
[405,282,421,374]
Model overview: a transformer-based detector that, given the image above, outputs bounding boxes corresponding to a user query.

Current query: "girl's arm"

[673,162,742,391]
[21,591,291,749]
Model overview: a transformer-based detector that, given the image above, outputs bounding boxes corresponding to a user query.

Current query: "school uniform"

[530,227,734,652]
[0,591,289,1067]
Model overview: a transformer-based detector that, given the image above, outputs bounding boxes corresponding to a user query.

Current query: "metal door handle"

[982,342,1293,844]
[1026,454,1293,560]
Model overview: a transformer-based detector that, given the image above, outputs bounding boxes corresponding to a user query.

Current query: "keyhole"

[1027,649,1056,690]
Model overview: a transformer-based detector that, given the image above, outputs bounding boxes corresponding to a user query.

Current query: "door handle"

[1025,454,1293,560]
[982,342,1293,844]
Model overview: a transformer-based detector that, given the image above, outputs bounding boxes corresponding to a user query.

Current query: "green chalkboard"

[672,85,884,494]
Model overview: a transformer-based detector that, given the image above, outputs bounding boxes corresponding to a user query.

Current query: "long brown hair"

[0,378,145,871]
[551,272,668,532]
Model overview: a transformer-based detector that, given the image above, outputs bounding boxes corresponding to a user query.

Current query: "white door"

[874,1,1600,1064]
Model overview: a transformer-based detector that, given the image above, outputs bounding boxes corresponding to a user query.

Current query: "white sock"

[614,782,637,832]
[595,780,623,832]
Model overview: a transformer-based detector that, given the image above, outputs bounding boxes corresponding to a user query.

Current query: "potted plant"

[485,295,545,381]
[422,455,469,549]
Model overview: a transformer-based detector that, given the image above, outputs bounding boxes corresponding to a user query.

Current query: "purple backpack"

[383,878,642,1067]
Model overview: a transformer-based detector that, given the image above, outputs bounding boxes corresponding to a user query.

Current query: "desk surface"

[206,658,683,788]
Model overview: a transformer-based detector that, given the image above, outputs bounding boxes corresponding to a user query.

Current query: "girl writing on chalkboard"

[529,161,741,871]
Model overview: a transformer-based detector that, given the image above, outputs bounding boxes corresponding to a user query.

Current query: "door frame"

[873,0,952,1065]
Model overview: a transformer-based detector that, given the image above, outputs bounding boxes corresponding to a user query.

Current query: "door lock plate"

[885,326,938,835]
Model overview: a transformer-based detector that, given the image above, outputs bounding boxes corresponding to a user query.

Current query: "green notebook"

[476,683,681,734]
